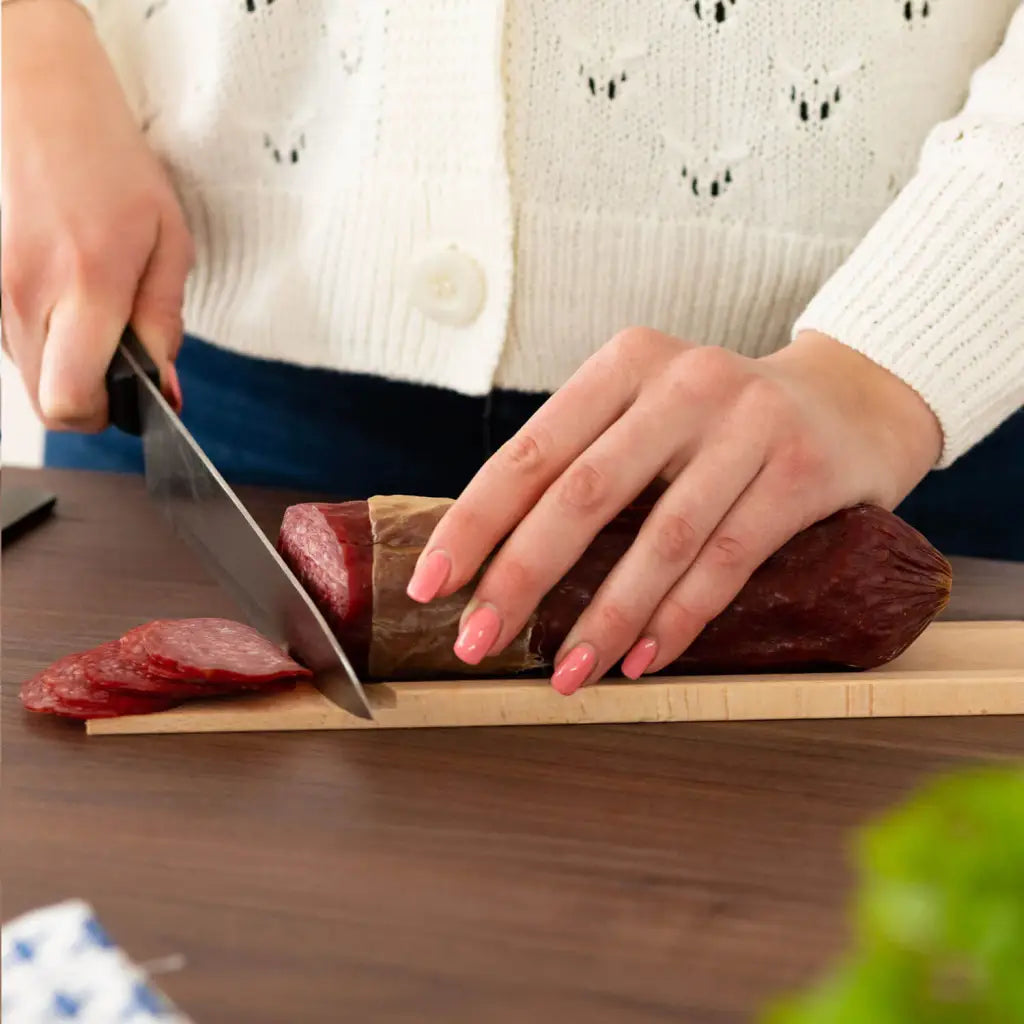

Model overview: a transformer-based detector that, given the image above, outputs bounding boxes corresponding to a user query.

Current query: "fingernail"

[406,549,451,603]
[622,638,658,680]
[551,644,597,695]
[454,604,502,665]
[164,363,183,413]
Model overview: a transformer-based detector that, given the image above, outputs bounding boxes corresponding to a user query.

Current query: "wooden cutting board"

[87,620,1024,735]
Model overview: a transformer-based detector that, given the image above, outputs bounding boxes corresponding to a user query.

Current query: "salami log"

[278,496,953,680]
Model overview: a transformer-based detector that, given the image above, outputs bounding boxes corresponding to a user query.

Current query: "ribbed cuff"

[793,162,1024,468]
[498,203,854,393]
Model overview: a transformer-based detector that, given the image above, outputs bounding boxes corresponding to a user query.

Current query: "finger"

[408,335,659,604]
[637,475,829,675]
[37,286,132,431]
[548,437,767,694]
[451,392,701,666]
[130,207,192,386]
[1,240,51,414]
[1,302,49,419]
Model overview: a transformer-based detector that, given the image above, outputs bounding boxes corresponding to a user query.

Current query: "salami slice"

[19,673,62,715]
[133,618,312,683]
[111,633,295,694]
[20,654,179,720]
[83,641,221,698]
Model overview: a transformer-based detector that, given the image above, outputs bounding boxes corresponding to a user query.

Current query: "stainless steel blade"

[120,344,373,720]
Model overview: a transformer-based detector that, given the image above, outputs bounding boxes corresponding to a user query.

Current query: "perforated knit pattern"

[77,0,1023,465]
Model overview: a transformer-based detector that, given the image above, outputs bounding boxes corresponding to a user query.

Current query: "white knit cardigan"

[79,0,1024,466]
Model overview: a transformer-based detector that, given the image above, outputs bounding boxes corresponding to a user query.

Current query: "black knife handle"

[106,328,161,436]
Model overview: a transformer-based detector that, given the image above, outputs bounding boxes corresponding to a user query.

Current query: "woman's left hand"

[406,328,943,694]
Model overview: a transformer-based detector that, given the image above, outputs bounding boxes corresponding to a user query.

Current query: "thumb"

[130,206,193,396]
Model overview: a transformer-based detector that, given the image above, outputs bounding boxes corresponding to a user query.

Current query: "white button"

[409,248,486,327]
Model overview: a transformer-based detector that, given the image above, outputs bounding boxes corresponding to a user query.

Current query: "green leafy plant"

[763,766,1024,1024]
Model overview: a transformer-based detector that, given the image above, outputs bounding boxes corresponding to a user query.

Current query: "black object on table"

[1,484,57,545]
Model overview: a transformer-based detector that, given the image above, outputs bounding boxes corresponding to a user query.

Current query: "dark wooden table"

[4,468,1023,1024]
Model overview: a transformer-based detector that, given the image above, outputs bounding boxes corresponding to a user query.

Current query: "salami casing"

[278,496,953,680]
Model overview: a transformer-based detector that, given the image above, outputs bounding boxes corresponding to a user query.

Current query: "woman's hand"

[1,0,193,430]
[407,327,943,694]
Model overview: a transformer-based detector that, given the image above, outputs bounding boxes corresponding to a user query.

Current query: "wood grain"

[4,468,1023,1024]
[88,621,1024,736]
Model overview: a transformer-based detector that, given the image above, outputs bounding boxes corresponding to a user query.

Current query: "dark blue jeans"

[46,337,1024,560]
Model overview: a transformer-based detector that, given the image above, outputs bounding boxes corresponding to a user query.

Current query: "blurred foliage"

[763,766,1024,1024]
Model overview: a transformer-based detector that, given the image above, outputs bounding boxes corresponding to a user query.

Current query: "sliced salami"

[19,672,62,715]
[20,654,179,720]
[82,641,218,698]
[22,617,308,721]
[134,618,312,683]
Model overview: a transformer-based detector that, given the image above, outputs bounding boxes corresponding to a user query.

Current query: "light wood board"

[87,620,1024,736]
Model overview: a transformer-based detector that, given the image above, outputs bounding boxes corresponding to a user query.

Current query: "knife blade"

[106,329,373,720]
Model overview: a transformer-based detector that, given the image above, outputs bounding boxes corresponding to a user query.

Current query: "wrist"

[769,330,943,498]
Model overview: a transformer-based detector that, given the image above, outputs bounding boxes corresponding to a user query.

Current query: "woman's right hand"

[1,0,193,431]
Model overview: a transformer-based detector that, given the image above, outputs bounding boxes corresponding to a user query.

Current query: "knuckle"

[59,234,116,290]
[682,345,740,390]
[604,326,669,379]
[704,532,750,571]
[557,460,608,513]
[775,438,829,486]
[136,288,185,330]
[659,347,737,408]
[501,430,546,475]
[164,208,196,268]
[739,375,790,421]
[595,327,676,396]
[39,384,103,427]
[433,503,484,553]
[656,595,709,641]
[594,601,638,641]
[121,186,163,224]
[1,249,33,311]
[492,556,539,600]
[651,511,700,563]
[608,326,651,361]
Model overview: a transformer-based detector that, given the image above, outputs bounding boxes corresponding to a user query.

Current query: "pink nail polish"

[454,604,501,665]
[622,638,658,680]
[406,550,451,603]
[551,644,596,695]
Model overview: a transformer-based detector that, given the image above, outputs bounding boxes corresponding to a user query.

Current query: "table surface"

[4,467,1023,1024]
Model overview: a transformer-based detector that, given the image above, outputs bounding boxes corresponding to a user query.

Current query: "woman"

[4,0,1021,694]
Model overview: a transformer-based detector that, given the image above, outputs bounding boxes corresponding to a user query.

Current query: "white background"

[2,357,45,467]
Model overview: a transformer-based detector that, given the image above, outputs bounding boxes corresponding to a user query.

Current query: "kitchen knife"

[106,329,373,720]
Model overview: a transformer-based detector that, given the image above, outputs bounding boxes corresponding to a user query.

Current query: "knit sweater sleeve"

[793,5,1024,468]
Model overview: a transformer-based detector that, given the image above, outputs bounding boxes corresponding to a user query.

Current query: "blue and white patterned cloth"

[1,901,190,1023]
